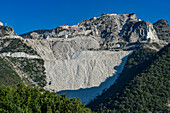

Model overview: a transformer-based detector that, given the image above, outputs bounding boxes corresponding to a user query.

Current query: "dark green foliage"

[151,42,161,49]
[146,42,162,49]
[0,38,38,55]
[0,83,93,113]
[7,57,47,87]
[87,44,170,112]
[87,47,157,109]
[0,57,21,86]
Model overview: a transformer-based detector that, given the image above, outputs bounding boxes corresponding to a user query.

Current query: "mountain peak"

[20,13,159,49]
[155,19,168,25]
[153,19,170,42]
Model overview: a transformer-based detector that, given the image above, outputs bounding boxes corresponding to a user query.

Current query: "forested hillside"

[0,83,93,113]
[87,44,170,112]
[0,13,169,113]
[0,57,21,86]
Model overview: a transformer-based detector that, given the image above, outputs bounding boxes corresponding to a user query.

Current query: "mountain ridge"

[0,13,169,105]
[87,44,170,112]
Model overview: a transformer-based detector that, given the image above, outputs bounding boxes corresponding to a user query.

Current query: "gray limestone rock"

[23,37,132,92]
[121,21,159,43]
[0,52,40,59]
[153,19,170,42]
[1,13,167,104]
[20,13,160,50]
[0,26,18,38]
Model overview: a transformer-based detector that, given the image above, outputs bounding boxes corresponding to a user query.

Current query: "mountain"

[87,44,170,112]
[0,56,21,86]
[0,25,21,38]
[20,13,162,50]
[0,13,169,106]
[153,19,170,43]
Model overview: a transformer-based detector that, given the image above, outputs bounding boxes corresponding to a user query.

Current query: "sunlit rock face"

[0,25,21,38]
[24,37,131,92]
[0,22,3,26]
[21,13,162,104]
[120,21,159,43]
[1,13,163,104]
[153,19,170,43]
[43,50,132,92]
[21,13,159,50]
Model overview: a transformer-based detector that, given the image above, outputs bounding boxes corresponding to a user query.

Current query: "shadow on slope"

[86,47,158,111]
[56,55,130,105]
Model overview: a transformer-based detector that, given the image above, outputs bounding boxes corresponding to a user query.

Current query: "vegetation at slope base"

[87,44,170,112]
[0,57,21,86]
[0,38,38,55]
[7,57,47,87]
[0,83,93,113]
[87,46,157,109]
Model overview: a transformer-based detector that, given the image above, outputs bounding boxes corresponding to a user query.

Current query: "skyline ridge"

[0,0,169,35]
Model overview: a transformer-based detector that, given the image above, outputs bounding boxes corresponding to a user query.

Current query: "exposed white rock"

[109,13,117,16]
[122,21,159,43]
[1,13,162,104]
[20,13,160,50]
[0,52,40,59]
[44,50,132,92]
[0,25,21,39]
[0,22,3,26]
[23,36,132,93]
[57,51,131,105]
[129,13,138,20]
[147,23,159,42]
[57,30,69,37]
[1,35,22,39]
[25,36,101,60]
[30,32,40,39]
[24,39,56,60]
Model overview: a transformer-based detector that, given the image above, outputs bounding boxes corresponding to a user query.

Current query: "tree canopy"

[88,44,170,112]
[0,83,93,113]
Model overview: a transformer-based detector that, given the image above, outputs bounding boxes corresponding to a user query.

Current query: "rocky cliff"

[0,25,21,38]
[153,19,170,42]
[21,13,161,50]
[0,13,168,104]
[24,37,132,92]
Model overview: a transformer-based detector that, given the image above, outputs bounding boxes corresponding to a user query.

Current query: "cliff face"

[0,36,132,104]
[24,37,132,92]
[22,38,132,104]
[120,21,159,43]
[153,19,170,42]
[20,13,160,50]
[0,38,46,87]
[0,13,166,104]
[0,26,21,38]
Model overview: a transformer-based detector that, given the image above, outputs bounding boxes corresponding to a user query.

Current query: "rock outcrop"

[24,37,132,92]
[20,13,160,50]
[0,25,21,38]
[45,51,131,92]
[153,19,170,42]
[1,13,167,104]
[120,21,159,43]
[0,52,40,59]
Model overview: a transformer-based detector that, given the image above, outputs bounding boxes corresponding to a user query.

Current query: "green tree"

[0,83,93,113]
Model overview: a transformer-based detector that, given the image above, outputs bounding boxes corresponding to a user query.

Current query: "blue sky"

[0,0,169,35]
